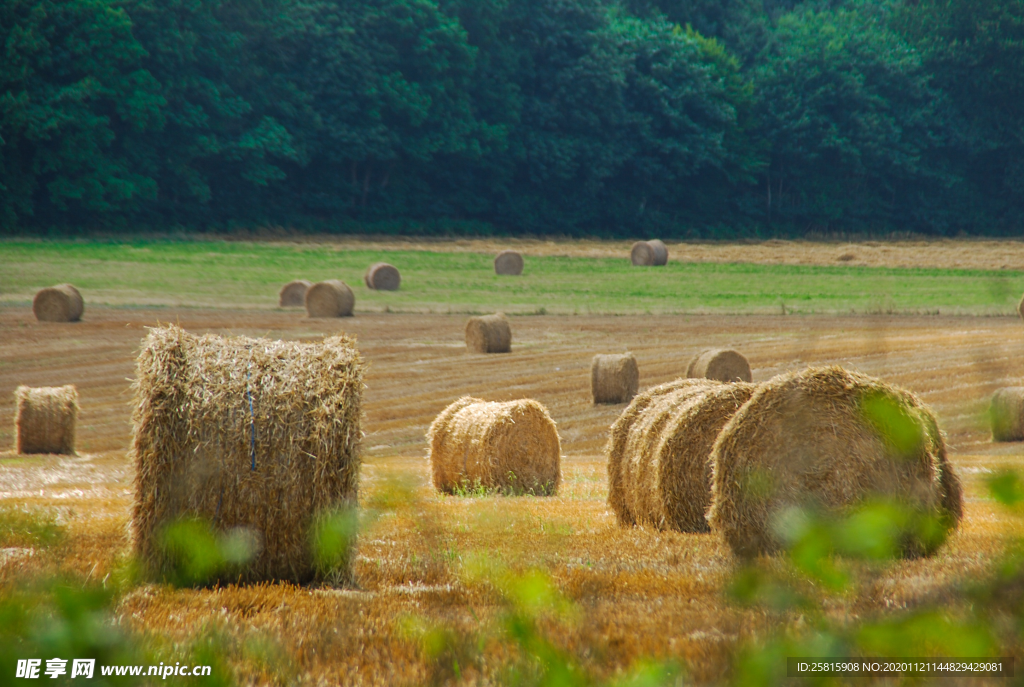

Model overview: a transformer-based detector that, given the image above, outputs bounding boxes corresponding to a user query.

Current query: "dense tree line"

[1,0,1022,236]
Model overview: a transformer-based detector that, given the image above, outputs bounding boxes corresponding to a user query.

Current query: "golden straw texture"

[279,280,312,307]
[991,387,1024,442]
[305,280,355,317]
[687,349,752,383]
[465,313,512,353]
[591,353,640,404]
[15,385,78,455]
[32,284,84,322]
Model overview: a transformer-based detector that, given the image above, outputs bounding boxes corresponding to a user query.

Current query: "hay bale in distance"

[687,349,752,383]
[991,387,1024,441]
[305,280,355,317]
[33,284,84,322]
[630,240,668,266]
[708,366,963,558]
[130,325,364,584]
[279,280,312,307]
[494,250,524,276]
[465,313,512,353]
[591,353,640,404]
[15,385,78,455]
[364,263,401,291]
[427,397,561,495]
[1018,293,1024,320]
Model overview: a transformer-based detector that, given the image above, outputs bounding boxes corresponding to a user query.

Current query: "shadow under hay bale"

[305,280,355,318]
[33,284,84,322]
[279,280,312,307]
[427,397,561,495]
[494,250,524,276]
[606,379,719,525]
[15,385,78,455]
[630,240,668,266]
[687,348,752,383]
[130,325,364,584]
[591,353,639,404]
[991,387,1024,441]
[465,313,511,353]
[364,263,401,291]
[708,366,963,559]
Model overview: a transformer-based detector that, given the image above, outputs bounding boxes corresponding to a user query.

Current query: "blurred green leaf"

[861,391,925,458]
[987,469,1024,507]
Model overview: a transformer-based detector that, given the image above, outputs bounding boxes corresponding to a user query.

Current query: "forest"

[1,0,1022,237]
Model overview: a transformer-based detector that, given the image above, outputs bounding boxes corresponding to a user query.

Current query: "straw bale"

[465,313,512,353]
[591,353,640,404]
[15,385,78,455]
[279,280,312,307]
[1018,293,1024,320]
[364,263,401,291]
[687,348,752,383]
[427,397,561,495]
[130,325,364,584]
[606,378,720,524]
[630,240,668,266]
[33,284,84,322]
[991,387,1024,442]
[494,250,524,276]
[708,366,963,558]
[305,280,355,317]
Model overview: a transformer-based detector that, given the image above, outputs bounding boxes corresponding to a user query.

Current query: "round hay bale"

[1018,293,1024,320]
[591,353,640,404]
[305,280,355,318]
[33,284,84,322]
[630,240,668,266]
[15,385,78,455]
[494,250,524,276]
[465,313,511,353]
[278,280,312,307]
[687,348,752,383]
[708,366,963,558]
[606,378,720,525]
[427,397,561,495]
[364,262,401,291]
[991,387,1024,442]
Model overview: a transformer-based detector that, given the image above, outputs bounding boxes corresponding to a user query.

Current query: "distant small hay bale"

[837,252,856,262]
[687,349,752,383]
[708,366,963,559]
[130,325,365,584]
[618,382,756,532]
[1017,293,1024,320]
[606,378,720,525]
[279,280,312,307]
[591,353,640,404]
[465,313,512,353]
[33,284,84,322]
[305,280,355,317]
[364,263,401,291]
[991,387,1024,441]
[15,385,78,455]
[494,250,524,276]
[427,397,561,495]
[630,240,669,266]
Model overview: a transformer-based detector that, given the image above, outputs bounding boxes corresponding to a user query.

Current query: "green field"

[2,239,1022,315]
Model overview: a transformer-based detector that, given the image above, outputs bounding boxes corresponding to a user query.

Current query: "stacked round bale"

[130,325,365,584]
[33,284,84,322]
[708,366,963,558]
[364,262,401,290]
[687,349,751,383]
[630,240,668,266]
[607,379,754,531]
[14,385,78,455]
[428,397,561,495]
[279,280,312,307]
[465,313,512,353]
[591,353,639,404]
[494,250,524,276]
[305,280,354,317]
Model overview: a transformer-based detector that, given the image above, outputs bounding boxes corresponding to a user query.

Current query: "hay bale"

[606,379,720,524]
[630,240,668,266]
[279,280,312,307]
[427,397,560,495]
[687,348,752,383]
[591,353,640,404]
[305,280,355,317]
[364,262,401,291]
[708,366,963,558]
[465,313,511,353]
[991,387,1024,441]
[1018,293,1024,320]
[130,325,364,584]
[15,385,78,455]
[494,250,524,276]
[33,284,84,322]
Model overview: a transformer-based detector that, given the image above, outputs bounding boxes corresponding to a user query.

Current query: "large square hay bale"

[130,325,364,584]
[15,385,78,455]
